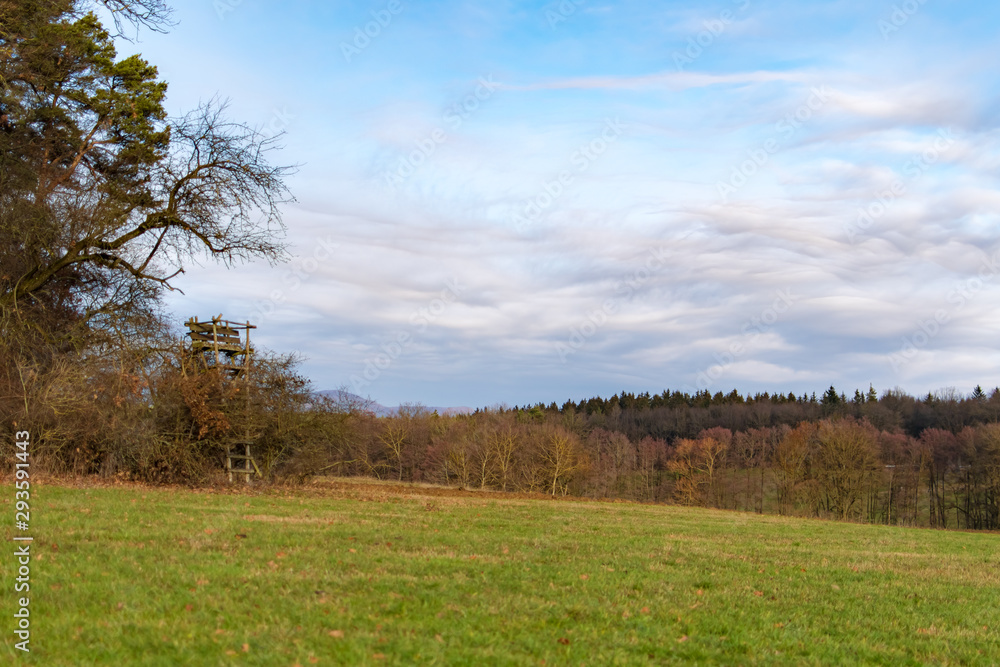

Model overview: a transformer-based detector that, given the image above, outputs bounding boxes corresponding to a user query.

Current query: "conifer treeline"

[529,384,1000,440]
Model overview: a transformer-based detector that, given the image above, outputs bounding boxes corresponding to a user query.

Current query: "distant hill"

[316,390,474,417]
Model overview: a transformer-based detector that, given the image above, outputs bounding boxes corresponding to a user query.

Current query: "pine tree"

[821,386,841,405]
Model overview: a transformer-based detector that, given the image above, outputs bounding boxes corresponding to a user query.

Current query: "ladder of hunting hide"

[226,443,261,484]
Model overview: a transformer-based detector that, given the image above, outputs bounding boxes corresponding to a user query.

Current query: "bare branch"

[93,0,175,37]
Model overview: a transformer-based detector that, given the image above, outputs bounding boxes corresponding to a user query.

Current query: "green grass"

[3,479,1000,666]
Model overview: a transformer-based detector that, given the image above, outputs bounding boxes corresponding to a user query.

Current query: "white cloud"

[156,0,1000,406]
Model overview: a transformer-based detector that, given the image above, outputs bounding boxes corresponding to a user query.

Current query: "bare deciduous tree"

[813,418,879,520]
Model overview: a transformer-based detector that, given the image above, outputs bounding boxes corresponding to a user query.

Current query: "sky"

[111,0,1000,408]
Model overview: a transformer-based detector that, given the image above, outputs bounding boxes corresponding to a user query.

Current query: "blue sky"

[118,0,1000,407]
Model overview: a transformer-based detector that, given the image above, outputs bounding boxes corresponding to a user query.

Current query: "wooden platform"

[184,315,256,378]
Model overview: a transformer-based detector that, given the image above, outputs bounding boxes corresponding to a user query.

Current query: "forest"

[304,384,1000,531]
[6,331,1000,533]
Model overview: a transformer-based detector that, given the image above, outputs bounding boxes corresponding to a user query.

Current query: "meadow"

[3,478,999,665]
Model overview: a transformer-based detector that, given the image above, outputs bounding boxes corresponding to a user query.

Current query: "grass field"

[3,478,1000,666]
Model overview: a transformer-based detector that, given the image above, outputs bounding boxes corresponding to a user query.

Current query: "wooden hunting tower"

[184,315,260,483]
[184,315,255,378]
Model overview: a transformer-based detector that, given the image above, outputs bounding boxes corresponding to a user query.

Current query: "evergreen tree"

[821,386,841,405]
